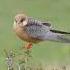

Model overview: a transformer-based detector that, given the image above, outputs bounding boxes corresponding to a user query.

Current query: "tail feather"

[56,35,70,43]
[44,30,70,43]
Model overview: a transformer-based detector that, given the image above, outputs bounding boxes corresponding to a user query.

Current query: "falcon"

[13,13,70,49]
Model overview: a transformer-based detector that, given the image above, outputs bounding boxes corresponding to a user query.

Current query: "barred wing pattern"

[25,17,61,41]
[25,23,50,39]
[25,17,50,39]
[24,17,70,43]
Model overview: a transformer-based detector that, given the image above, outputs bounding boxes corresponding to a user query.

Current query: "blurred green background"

[0,0,70,69]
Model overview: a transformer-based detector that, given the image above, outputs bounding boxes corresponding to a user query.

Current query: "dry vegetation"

[4,47,70,70]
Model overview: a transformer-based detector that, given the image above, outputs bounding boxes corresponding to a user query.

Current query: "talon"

[25,43,32,49]
[21,43,32,50]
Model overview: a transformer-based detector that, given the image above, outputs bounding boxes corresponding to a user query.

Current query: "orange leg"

[24,42,32,49]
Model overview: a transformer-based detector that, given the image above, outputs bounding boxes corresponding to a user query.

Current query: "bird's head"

[14,14,28,27]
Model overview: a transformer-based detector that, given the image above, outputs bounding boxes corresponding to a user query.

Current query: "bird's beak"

[13,21,17,28]
[22,21,27,26]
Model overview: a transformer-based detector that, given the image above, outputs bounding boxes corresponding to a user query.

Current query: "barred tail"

[56,34,70,43]
[44,31,70,43]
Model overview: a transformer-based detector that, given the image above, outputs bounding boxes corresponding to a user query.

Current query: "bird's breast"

[13,25,41,43]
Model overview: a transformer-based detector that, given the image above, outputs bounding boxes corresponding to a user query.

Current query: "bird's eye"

[20,19,24,22]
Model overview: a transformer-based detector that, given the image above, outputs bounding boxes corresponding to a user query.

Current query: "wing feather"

[25,18,50,39]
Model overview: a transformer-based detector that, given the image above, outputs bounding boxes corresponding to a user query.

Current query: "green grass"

[0,0,70,69]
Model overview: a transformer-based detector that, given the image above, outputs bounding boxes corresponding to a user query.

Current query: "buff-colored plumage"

[13,14,41,43]
[13,13,70,45]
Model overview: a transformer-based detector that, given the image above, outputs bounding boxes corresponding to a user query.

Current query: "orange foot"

[24,43,32,49]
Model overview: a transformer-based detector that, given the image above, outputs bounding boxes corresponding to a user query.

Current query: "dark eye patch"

[20,19,24,22]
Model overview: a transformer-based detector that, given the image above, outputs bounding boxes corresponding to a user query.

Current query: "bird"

[13,13,70,49]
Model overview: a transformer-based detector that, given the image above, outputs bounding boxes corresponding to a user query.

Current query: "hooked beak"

[13,21,17,28]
